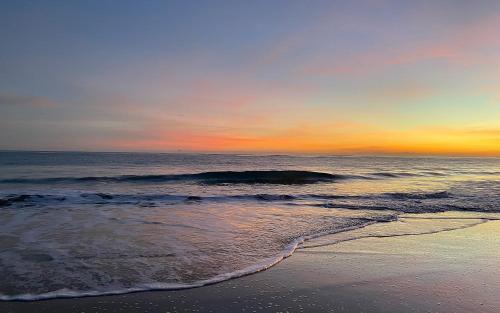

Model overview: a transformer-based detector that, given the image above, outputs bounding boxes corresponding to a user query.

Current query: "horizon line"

[0,149,498,158]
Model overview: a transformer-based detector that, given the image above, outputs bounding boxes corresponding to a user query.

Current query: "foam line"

[0,221,380,301]
[298,219,489,250]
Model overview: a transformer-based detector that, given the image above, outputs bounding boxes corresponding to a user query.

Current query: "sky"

[1,0,499,155]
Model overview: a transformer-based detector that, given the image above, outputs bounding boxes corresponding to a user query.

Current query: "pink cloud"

[302,14,500,77]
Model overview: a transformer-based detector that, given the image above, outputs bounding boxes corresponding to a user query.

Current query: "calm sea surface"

[0,151,499,300]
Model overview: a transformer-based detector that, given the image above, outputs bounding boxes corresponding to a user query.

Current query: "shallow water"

[0,152,499,300]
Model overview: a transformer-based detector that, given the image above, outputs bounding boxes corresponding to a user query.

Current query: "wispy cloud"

[302,13,500,77]
[0,92,58,108]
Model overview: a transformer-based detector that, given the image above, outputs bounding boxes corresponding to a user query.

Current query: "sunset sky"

[1,0,499,155]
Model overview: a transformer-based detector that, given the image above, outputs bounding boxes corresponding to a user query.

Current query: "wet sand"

[1,219,499,313]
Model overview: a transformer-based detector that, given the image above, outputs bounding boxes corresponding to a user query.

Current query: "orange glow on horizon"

[104,125,500,156]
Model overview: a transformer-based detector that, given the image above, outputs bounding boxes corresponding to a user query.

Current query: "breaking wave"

[0,170,361,185]
[3,190,499,214]
[384,191,451,199]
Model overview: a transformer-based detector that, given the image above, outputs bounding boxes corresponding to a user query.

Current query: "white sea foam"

[0,219,383,301]
[0,241,297,301]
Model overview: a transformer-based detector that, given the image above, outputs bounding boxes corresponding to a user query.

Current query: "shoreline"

[0,212,468,302]
[1,216,499,312]
[0,219,382,302]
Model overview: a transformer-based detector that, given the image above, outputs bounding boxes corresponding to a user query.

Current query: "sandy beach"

[2,217,499,313]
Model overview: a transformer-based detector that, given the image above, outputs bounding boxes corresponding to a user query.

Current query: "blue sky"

[1,0,499,154]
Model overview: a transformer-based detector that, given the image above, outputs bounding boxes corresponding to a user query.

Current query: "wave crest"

[0,170,353,185]
[385,191,451,200]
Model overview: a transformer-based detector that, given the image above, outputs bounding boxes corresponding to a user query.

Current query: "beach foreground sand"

[1,219,499,313]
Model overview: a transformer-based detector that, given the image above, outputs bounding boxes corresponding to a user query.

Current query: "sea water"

[0,151,499,300]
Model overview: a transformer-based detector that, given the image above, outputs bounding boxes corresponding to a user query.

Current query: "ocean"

[0,151,499,300]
